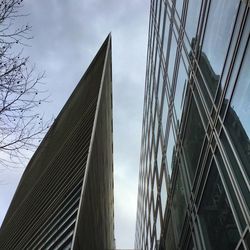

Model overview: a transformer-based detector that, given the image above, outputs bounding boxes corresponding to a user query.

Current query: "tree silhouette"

[0,0,49,167]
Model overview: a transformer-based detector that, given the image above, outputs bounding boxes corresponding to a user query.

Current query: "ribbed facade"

[135,0,250,249]
[0,34,114,250]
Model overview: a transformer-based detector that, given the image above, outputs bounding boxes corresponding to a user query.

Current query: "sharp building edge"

[0,34,115,250]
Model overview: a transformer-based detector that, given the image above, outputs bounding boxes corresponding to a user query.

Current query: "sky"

[0,0,149,248]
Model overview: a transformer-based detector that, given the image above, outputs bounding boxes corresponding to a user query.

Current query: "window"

[172,168,186,235]
[225,41,250,181]
[200,0,239,98]
[183,97,205,182]
[166,124,176,177]
[174,57,188,122]
[199,161,240,250]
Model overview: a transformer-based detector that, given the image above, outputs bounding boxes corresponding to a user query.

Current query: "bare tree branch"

[0,0,50,168]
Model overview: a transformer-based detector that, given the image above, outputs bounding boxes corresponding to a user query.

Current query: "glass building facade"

[135,0,250,249]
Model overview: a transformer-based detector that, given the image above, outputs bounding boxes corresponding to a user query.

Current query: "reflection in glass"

[202,0,238,80]
[174,57,187,122]
[156,209,161,240]
[197,52,220,109]
[166,125,175,177]
[167,33,177,86]
[157,141,162,175]
[164,217,176,250]
[185,0,202,41]
[158,1,165,39]
[225,42,250,180]
[199,161,240,250]
[175,0,183,20]
[162,7,170,56]
[161,95,169,137]
[172,170,186,235]
[161,172,168,214]
[183,97,205,182]
[215,148,246,229]
[157,67,164,102]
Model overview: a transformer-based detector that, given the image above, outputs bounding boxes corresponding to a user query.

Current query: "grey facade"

[135,0,250,249]
[0,34,114,250]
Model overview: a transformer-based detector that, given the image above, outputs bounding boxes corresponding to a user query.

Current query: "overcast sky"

[0,0,149,248]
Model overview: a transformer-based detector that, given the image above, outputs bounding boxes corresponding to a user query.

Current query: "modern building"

[0,34,115,250]
[135,0,250,249]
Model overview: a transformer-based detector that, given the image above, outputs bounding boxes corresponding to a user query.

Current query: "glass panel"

[197,52,219,110]
[200,0,239,98]
[215,148,246,230]
[220,130,250,211]
[159,1,165,41]
[225,42,250,181]
[157,141,162,175]
[175,0,183,20]
[222,4,248,94]
[161,95,169,137]
[183,97,205,182]
[166,124,176,177]
[161,171,168,215]
[156,209,161,240]
[153,173,158,205]
[199,161,240,250]
[157,66,164,102]
[185,0,202,42]
[172,169,186,235]
[154,112,159,139]
[167,32,178,86]
[165,217,176,250]
[174,57,188,122]
[163,6,170,56]
[155,52,160,85]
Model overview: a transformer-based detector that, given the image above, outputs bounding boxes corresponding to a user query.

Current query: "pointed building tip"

[104,33,112,44]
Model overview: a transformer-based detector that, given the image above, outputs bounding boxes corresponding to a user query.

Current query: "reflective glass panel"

[165,217,176,250]
[183,97,205,182]
[174,57,188,122]
[156,209,161,240]
[157,66,164,102]
[157,141,162,175]
[225,42,250,180]
[201,0,239,97]
[161,171,168,214]
[185,0,202,42]
[161,95,169,137]
[163,7,170,56]
[159,1,165,40]
[215,148,246,229]
[175,0,183,20]
[166,124,175,177]
[167,32,177,86]
[199,161,240,250]
[172,169,186,235]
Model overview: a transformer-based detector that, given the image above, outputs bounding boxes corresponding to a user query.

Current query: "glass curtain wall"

[135,0,250,249]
